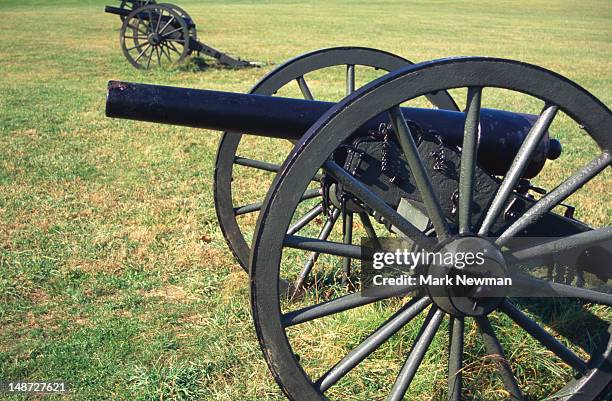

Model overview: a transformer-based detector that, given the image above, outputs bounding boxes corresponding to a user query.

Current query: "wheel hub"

[148,33,162,46]
[427,236,508,317]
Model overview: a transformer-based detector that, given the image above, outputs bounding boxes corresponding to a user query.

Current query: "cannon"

[106,48,612,401]
[105,1,257,69]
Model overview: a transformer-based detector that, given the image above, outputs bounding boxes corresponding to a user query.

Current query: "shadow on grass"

[513,297,610,357]
[175,57,264,73]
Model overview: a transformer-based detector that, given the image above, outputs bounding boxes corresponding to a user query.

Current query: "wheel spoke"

[234,156,323,181]
[479,104,559,235]
[500,300,588,374]
[475,316,524,401]
[137,25,149,36]
[293,208,340,291]
[358,211,381,246]
[136,14,147,34]
[448,317,464,401]
[342,210,354,283]
[297,76,314,100]
[126,23,142,32]
[133,20,149,36]
[155,8,163,32]
[287,203,324,235]
[283,234,362,259]
[159,15,175,35]
[145,18,156,35]
[316,297,431,392]
[282,286,419,327]
[160,43,173,62]
[162,27,183,38]
[511,273,612,305]
[388,106,451,241]
[146,45,154,69]
[165,40,181,55]
[234,156,281,172]
[323,161,435,250]
[507,226,612,265]
[147,9,154,34]
[234,188,320,216]
[126,41,150,52]
[155,46,161,67]
[458,87,482,234]
[134,43,152,62]
[388,307,444,401]
[346,64,355,95]
[124,35,148,40]
[496,152,611,246]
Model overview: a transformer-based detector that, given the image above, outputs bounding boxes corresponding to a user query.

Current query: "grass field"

[0,0,611,400]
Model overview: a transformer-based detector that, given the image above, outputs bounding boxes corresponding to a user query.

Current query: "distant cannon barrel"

[104,5,129,17]
[106,81,562,178]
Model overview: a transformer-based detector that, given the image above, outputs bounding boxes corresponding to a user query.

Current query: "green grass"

[0,0,610,400]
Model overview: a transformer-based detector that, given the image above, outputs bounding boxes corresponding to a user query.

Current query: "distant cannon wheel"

[118,0,156,21]
[160,3,198,45]
[213,47,459,273]
[120,3,190,70]
[250,58,612,400]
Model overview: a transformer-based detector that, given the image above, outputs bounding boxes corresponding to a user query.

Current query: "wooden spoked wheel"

[119,3,190,70]
[250,58,611,400]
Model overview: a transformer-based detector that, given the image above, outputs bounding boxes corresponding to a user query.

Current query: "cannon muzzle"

[106,81,561,178]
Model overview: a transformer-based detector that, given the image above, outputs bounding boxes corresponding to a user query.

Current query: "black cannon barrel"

[104,5,128,17]
[106,81,561,178]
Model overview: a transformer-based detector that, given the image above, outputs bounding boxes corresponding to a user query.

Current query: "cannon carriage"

[106,47,611,400]
[105,1,256,69]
